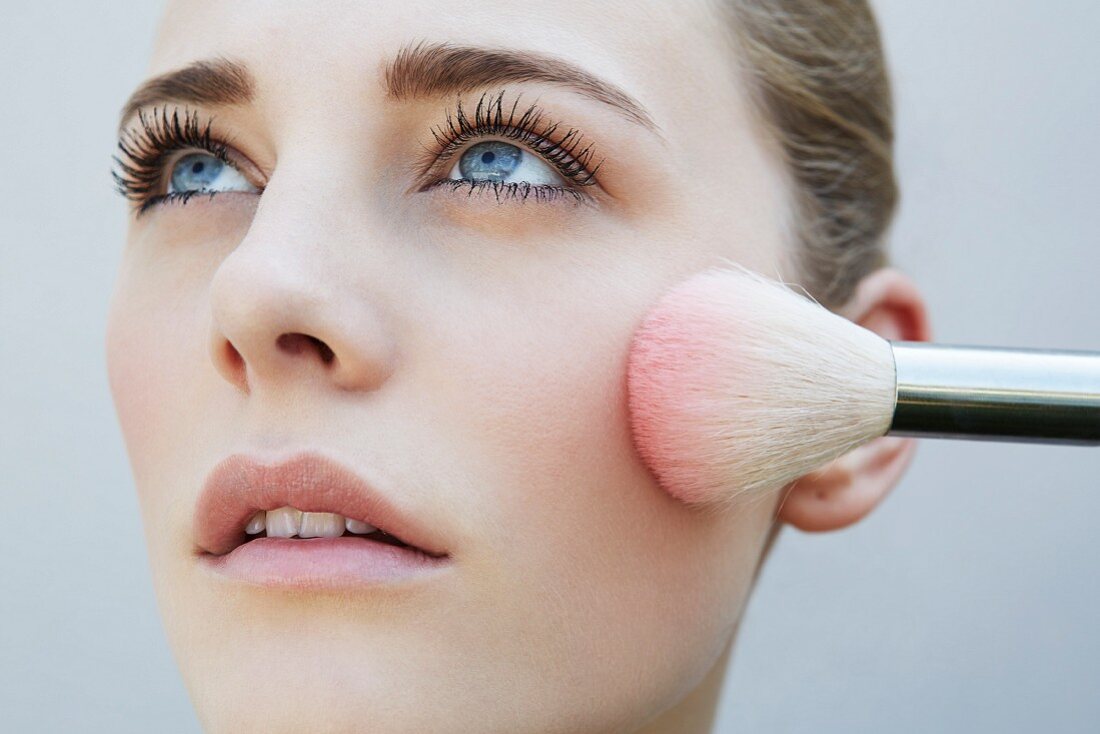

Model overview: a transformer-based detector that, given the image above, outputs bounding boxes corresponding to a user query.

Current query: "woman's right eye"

[168,152,257,196]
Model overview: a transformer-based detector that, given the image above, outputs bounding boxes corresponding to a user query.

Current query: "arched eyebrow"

[118,57,254,131]
[384,40,662,139]
[119,42,662,139]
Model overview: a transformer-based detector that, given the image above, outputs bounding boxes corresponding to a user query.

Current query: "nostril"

[214,339,250,393]
[277,333,336,365]
[222,340,246,371]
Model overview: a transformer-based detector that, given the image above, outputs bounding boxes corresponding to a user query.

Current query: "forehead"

[150,0,746,130]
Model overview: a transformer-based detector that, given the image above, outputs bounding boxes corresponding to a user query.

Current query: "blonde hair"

[720,0,897,309]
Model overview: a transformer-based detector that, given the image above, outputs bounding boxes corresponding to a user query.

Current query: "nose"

[207,227,396,395]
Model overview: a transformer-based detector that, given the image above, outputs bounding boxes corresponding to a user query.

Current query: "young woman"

[106,0,931,731]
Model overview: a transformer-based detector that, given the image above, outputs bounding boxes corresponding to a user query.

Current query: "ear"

[776,267,933,532]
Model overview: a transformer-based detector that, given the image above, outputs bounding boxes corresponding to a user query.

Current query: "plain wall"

[1,2,1096,732]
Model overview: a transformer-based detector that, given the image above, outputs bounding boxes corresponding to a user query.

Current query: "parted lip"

[193,452,449,558]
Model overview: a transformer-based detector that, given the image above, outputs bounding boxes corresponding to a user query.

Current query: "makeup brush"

[626,262,1100,509]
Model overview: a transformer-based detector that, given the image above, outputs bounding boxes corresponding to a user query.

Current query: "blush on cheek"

[105,286,198,470]
[107,299,155,453]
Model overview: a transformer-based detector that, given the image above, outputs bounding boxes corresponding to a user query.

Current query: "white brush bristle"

[627,262,897,510]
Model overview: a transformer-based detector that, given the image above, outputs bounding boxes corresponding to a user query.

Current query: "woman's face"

[106,1,792,731]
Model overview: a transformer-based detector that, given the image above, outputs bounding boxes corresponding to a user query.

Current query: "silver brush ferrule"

[888,342,1100,445]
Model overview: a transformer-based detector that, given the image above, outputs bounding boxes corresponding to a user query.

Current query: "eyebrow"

[119,57,254,130]
[119,42,661,138]
[384,41,661,136]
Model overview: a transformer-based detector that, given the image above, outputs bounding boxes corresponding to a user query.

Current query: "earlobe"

[775,267,932,531]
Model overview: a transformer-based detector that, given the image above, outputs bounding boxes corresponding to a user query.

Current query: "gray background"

[1,2,1096,732]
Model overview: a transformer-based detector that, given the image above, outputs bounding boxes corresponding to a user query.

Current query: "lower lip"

[199,536,452,590]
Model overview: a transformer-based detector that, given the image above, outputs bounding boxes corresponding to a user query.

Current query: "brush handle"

[887,342,1100,445]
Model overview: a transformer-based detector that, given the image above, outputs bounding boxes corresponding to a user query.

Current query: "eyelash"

[111,107,235,215]
[111,92,605,213]
[421,89,604,204]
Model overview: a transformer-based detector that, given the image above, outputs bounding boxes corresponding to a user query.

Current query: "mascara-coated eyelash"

[421,89,604,203]
[112,95,604,214]
[112,107,237,214]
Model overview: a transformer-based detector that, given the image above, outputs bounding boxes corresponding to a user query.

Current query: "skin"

[105,1,930,732]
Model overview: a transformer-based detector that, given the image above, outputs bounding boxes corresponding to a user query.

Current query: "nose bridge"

[207,186,396,395]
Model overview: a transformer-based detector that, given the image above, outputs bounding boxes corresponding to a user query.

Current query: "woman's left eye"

[446,140,563,186]
[168,152,257,195]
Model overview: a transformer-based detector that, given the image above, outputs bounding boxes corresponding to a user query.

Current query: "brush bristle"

[626,263,896,509]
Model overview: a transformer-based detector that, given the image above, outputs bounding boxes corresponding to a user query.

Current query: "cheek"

[419,247,770,707]
[106,211,248,473]
[105,247,211,514]
[106,276,166,474]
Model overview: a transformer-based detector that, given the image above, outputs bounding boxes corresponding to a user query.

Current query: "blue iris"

[170,153,226,193]
[457,141,522,182]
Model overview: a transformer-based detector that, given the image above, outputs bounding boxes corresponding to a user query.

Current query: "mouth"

[237,506,420,548]
[194,452,452,589]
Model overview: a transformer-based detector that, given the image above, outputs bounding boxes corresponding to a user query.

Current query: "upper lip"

[193,451,449,558]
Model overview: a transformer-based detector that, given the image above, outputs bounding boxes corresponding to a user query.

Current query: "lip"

[193,452,451,589]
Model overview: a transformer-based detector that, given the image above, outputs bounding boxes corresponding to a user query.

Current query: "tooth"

[245,511,266,535]
[299,512,345,538]
[266,507,302,538]
[345,518,377,534]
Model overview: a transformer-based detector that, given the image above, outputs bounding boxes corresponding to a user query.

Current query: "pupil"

[191,161,205,174]
[481,151,496,164]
